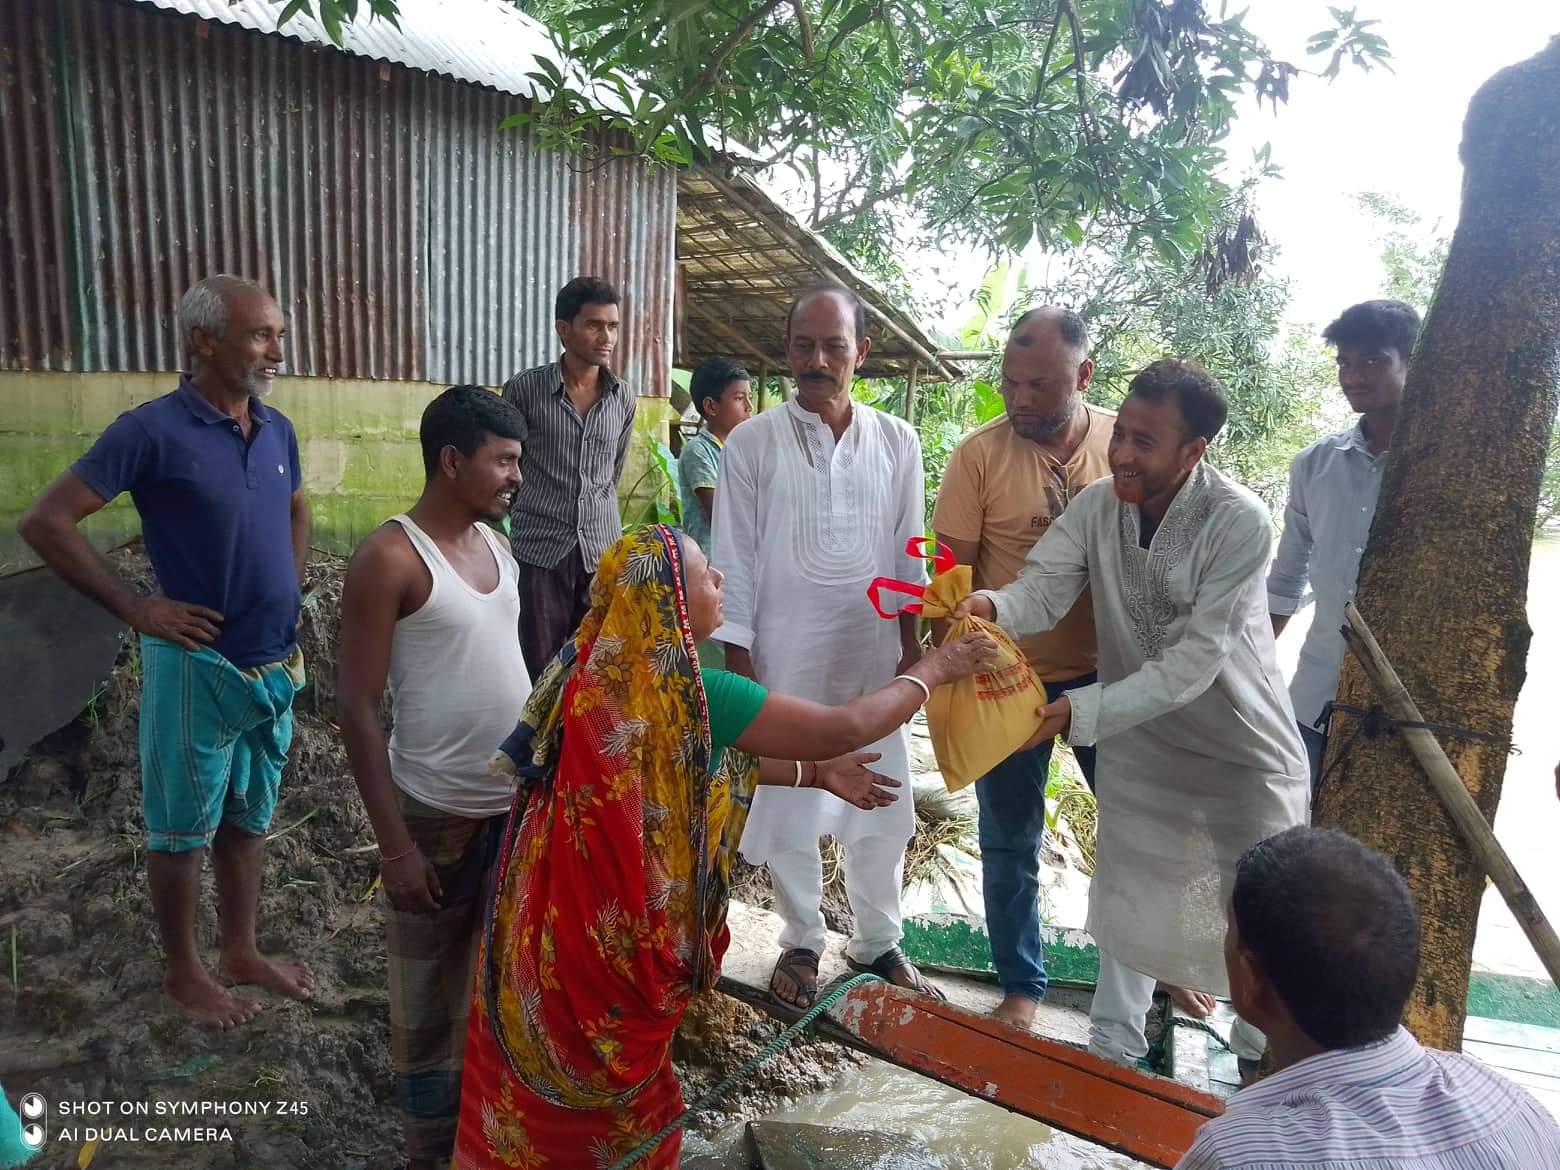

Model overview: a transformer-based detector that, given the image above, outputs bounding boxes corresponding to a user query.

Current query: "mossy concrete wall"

[1,371,676,575]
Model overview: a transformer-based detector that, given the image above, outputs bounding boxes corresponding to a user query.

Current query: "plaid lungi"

[381,788,505,1166]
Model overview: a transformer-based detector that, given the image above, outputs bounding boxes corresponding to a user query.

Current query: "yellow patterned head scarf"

[480,524,754,1111]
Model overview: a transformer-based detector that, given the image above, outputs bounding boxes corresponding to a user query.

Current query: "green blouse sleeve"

[702,667,769,761]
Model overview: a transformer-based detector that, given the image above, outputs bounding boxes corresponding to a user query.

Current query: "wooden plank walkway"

[719,903,1222,1169]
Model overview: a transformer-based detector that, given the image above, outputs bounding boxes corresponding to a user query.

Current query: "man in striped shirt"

[1179,826,1560,1169]
[503,277,637,676]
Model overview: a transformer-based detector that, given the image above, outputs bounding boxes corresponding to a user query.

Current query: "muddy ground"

[0,550,855,1170]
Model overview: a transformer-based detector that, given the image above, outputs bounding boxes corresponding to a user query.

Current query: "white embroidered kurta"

[981,464,1310,994]
[711,399,925,862]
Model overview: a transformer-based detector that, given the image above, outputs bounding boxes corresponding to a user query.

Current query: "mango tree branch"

[1033,4,1064,103]
[1062,0,1095,146]
[647,0,790,140]
[792,0,815,60]
[812,181,909,229]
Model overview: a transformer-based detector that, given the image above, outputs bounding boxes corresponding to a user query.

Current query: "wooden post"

[757,362,769,412]
[903,361,919,424]
[673,262,687,367]
[1341,602,1560,988]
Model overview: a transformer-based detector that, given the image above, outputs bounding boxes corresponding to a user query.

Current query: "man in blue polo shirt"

[19,274,315,1029]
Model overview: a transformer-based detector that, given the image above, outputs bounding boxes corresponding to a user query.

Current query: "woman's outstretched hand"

[815,752,901,810]
[919,629,1002,687]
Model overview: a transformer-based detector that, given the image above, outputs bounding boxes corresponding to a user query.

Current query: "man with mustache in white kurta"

[711,283,944,1009]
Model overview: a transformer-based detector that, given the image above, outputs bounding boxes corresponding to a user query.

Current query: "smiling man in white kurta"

[712,283,940,1008]
[959,359,1310,1068]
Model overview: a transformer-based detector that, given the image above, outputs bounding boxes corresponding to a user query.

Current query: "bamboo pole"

[686,301,772,368]
[904,361,919,424]
[757,362,769,412]
[1340,601,1560,987]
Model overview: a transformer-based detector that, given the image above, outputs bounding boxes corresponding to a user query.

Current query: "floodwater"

[747,1061,1142,1168]
[1474,535,1559,977]
[730,537,1559,1169]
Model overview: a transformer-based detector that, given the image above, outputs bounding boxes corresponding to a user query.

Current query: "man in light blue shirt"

[1268,300,1421,792]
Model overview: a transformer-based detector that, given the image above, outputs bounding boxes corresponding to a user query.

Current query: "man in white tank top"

[337,387,533,1170]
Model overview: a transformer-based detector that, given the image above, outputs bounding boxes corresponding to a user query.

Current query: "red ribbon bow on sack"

[866,537,956,619]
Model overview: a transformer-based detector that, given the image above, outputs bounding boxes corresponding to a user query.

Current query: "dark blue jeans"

[975,671,1098,1003]
[1299,722,1326,796]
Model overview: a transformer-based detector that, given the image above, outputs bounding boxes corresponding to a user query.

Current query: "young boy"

[678,354,753,553]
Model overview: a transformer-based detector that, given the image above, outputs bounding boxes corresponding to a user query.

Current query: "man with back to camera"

[1178,825,1560,1169]
[956,359,1310,1070]
[503,277,637,677]
[337,386,533,1170]
[19,274,314,1028]
[1268,299,1422,790]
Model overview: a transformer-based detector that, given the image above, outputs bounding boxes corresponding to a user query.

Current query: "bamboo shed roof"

[677,167,966,382]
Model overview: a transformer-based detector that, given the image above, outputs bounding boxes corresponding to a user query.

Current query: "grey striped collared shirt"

[502,359,637,570]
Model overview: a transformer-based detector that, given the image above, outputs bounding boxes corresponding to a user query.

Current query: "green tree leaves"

[279,0,1389,272]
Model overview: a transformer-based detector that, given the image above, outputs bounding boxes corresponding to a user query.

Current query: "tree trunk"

[1313,38,1560,1052]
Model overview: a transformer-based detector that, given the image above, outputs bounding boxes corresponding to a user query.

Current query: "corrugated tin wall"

[0,0,674,394]
[576,143,677,397]
[425,81,577,387]
[0,7,77,369]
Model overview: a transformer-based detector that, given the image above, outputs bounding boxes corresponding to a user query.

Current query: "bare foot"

[990,994,1038,1031]
[219,949,316,1001]
[1160,982,1216,1018]
[165,966,262,1030]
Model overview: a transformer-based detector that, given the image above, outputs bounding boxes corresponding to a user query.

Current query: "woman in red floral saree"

[452,525,994,1169]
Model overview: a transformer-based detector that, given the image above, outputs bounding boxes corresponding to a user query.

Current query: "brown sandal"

[847,945,947,1001]
[769,947,820,1010]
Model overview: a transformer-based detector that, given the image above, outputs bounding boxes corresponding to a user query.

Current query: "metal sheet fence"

[0,0,672,393]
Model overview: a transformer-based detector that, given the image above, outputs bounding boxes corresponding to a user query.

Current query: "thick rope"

[1316,700,1517,788]
[1167,1015,1232,1051]
[1144,1013,1234,1072]
[607,972,882,1170]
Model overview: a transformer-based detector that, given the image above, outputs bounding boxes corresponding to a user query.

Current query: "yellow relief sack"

[918,564,1047,792]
